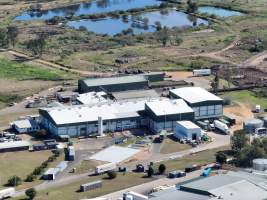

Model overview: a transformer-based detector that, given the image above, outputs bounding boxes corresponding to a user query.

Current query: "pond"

[67,10,209,36]
[15,0,162,20]
[198,6,244,17]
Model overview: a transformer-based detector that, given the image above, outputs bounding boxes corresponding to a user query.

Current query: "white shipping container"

[193,69,211,76]
[0,188,15,199]
[95,163,116,174]
[214,120,229,134]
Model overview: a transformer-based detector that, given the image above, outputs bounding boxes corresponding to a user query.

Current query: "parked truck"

[213,120,230,135]
[95,163,116,174]
[0,188,15,199]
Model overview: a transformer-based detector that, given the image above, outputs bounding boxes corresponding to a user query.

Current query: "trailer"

[95,163,116,174]
[193,69,211,77]
[222,115,236,126]
[80,180,102,192]
[213,120,230,135]
[0,188,15,199]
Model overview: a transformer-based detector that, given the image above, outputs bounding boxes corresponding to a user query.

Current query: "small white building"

[174,121,201,141]
[10,119,38,133]
[43,168,60,180]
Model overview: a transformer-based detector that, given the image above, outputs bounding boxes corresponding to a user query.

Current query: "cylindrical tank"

[253,159,267,171]
[263,116,267,127]
[243,119,263,134]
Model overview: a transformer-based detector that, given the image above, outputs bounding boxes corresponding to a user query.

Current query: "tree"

[236,146,265,167]
[25,188,37,200]
[107,170,117,179]
[231,130,249,152]
[158,164,166,175]
[157,26,169,47]
[216,152,227,164]
[262,138,267,154]
[7,175,22,186]
[27,33,47,57]
[155,21,162,31]
[7,25,19,47]
[25,173,37,182]
[186,0,198,13]
[0,28,8,47]
[147,166,154,177]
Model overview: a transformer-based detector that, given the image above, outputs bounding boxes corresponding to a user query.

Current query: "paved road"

[99,170,202,200]
[14,131,229,197]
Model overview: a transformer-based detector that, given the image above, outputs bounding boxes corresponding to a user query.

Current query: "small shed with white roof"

[174,121,201,141]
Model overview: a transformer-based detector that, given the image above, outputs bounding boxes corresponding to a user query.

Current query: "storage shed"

[174,121,201,141]
[43,168,60,180]
[78,75,148,93]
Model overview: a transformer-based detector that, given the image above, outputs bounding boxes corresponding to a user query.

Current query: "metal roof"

[76,91,108,105]
[150,187,209,200]
[181,174,243,192]
[170,87,222,104]
[0,141,31,150]
[44,168,60,175]
[176,121,201,129]
[146,99,193,116]
[82,75,147,87]
[42,99,147,125]
[89,146,139,163]
[209,180,267,200]
[112,89,159,100]
[11,119,32,129]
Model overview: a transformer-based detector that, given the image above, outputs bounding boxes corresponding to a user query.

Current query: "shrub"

[158,164,166,175]
[107,170,117,179]
[7,175,22,186]
[25,188,37,200]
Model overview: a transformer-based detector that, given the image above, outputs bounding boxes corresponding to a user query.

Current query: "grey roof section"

[209,180,267,200]
[150,187,210,200]
[112,89,159,100]
[82,75,147,87]
[181,174,243,192]
[170,87,222,104]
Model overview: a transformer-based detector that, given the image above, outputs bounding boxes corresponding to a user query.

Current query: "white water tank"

[253,159,267,171]
[243,119,263,134]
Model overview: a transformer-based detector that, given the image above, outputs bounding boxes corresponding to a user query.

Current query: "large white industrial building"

[170,87,223,120]
[39,87,223,137]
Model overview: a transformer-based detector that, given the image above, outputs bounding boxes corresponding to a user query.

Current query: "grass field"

[160,138,191,154]
[156,146,230,173]
[221,90,267,108]
[14,173,155,200]
[0,58,71,81]
[0,151,53,188]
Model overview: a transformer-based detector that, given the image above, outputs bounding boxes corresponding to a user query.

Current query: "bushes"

[25,150,61,182]
[7,175,22,186]
[107,170,117,179]
[25,188,37,200]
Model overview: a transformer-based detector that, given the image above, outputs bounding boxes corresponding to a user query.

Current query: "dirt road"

[5,49,111,77]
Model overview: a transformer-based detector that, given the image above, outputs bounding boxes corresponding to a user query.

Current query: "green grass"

[221,90,267,108]
[0,151,53,188]
[0,92,23,108]
[160,138,191,154]
[155,146,230,173]
[14,173,154,200]
[0,58,72,81]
